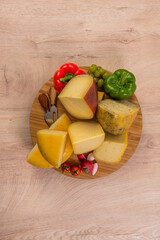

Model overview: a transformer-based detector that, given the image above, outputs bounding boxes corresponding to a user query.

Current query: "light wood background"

[0,1,160,239]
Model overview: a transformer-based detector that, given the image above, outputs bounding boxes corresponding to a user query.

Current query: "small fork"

[49,87,58,122]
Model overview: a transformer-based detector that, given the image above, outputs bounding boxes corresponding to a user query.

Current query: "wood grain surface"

[29,66,142,179]
[0,0,160,239]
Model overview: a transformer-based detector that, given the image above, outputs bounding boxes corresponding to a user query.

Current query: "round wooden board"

[29,66,142,179]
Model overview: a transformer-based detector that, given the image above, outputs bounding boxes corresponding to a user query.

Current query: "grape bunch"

[88,64,111,91]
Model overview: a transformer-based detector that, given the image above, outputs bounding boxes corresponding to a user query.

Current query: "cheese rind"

[37,130,67,168]
[50,113,73,162]
[68,121,105,154]
[27,144,53,168]
[58,75,98,119]
[97,99,139,135]
[93,132,128,164]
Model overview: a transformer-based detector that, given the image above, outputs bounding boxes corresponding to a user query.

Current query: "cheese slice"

[37,130,67,168]
[68,121,105,154]
[27,144,53,168]
[97,99,139,135]
[50,113,73,162]
[58,75,98,119]
[93,132,128,164]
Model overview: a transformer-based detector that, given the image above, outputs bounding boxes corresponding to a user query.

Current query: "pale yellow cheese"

[50,113,73,162]
[37,130,67,168]
[97,99,139,135]
[58,75,98,119]
[27,144,53,168]
[93,132,128,164]
[68,121,105,154]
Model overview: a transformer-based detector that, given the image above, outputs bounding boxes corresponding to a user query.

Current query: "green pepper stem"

[59,73,75,83]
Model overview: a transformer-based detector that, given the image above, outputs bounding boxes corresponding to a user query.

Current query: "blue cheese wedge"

[97,99,139,135]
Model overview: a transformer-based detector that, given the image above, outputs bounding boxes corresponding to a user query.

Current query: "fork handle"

[38,93,50,112]
[49,87,56,105]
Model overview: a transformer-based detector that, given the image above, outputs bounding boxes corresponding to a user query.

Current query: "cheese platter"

[28,65,142,179]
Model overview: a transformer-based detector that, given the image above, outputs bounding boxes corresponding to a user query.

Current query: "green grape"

[94,70,101,78]
[88,69,91,74]
[99,68,106,76]
[97,66,102,71]
[98,87,102,91]
[97,78,104,88]
[102,71,111,80]
[90,73,94,78]
[89,64,97,73]
[93,77,98,83]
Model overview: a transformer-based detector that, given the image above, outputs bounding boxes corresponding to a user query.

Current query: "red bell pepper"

[53,63,86,93]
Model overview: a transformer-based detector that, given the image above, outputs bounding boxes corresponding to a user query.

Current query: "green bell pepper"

[104,69,136,100]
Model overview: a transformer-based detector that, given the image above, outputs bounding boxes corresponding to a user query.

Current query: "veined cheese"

[93,132,128,164]
[58,75,98,119]
[37,130,67,168]
[97,99,139,135]
[50,113,73,162]
[27,144,53,168]
[68,121,105,154]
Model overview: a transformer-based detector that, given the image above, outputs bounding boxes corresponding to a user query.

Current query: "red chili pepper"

[53,63,86,93]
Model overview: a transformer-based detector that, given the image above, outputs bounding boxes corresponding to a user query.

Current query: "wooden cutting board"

[29,66,142,179]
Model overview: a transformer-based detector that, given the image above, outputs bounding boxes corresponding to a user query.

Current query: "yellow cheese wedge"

[27,113,73,168]
[50,113,73,162]
[58,75,98,119]
[68,121,105,154]
[98,91,104,101]
[27,144,53,168]
[37,130,67,168]
[93,132,128,164]
[97,99,139,135]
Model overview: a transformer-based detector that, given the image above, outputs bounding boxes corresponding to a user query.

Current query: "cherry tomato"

[60,162,71,173]
[71,166,81,176]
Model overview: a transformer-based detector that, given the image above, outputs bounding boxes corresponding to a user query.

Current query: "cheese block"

[68,121,105,154]
[50,113,73,162]
[97,99,139,135]
[27,144,53,168]
[37,130,67,168]
[58,75,98,119]
[93,132,128,164]
[27,113,72,168]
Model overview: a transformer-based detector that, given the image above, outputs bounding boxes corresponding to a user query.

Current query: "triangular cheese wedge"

[37,130,67,168]
[27,113,73,168]
[50,113,73,162]
[27,144,53,168]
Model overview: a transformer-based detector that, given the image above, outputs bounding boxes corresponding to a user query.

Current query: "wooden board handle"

[38,93,50,112]
[49,87,56,105]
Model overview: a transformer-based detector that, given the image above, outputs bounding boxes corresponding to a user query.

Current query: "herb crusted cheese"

[96,99,139,135]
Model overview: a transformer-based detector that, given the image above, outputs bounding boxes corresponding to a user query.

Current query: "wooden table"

[0,1,160,239]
